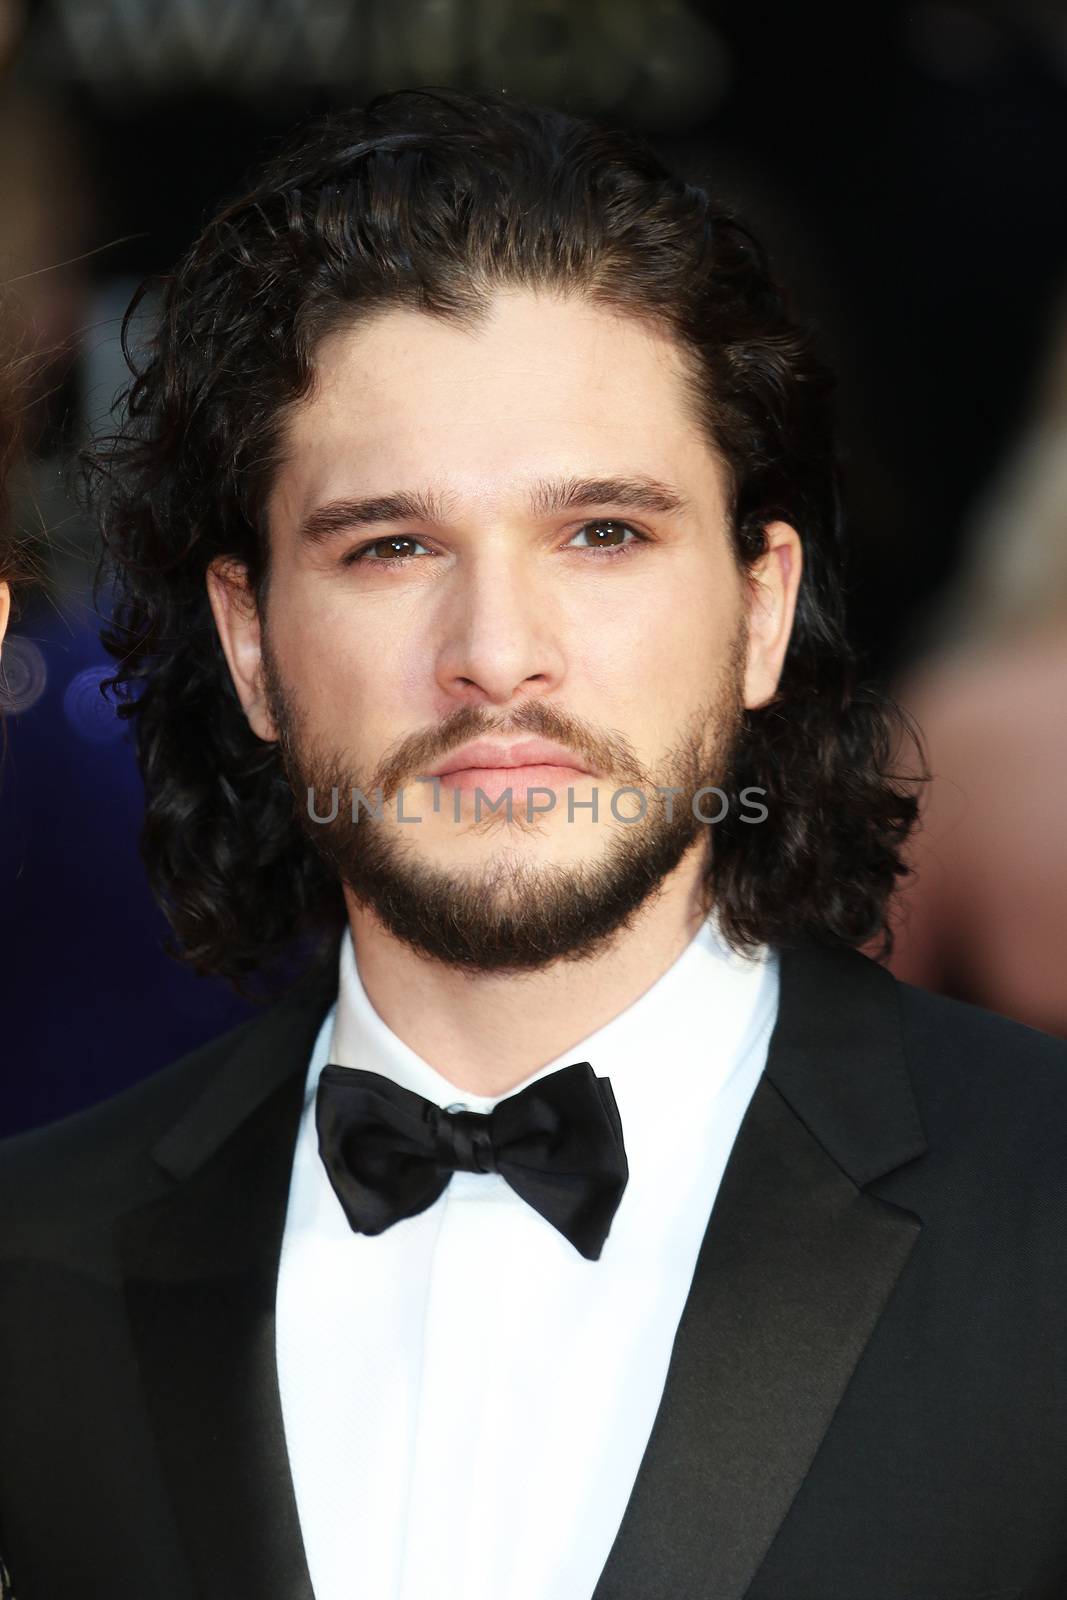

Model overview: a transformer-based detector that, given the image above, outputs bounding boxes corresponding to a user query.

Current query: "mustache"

[370,701,647,800]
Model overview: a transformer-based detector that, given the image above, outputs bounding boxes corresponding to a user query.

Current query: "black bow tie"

[315,1061,629,1260]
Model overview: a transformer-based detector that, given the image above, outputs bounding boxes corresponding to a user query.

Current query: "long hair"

[0,331,33,763]
[0,383,15,585]
[89,87,921,989]
[0,344,28,593]
[0,300,48,607]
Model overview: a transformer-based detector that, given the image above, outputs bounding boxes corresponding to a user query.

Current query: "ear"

[742,520,803,710]
[205,557,278,742]
[0,582,9,653]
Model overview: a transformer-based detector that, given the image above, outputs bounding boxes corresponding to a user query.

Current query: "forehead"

[271,287,723,528]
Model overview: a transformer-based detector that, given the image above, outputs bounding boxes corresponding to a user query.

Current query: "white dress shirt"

[276,918,780,1600]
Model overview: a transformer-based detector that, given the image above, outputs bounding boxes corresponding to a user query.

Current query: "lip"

[428,739,594,778]
[434,765,591,801]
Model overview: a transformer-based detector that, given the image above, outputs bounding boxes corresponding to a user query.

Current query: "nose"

[434,545,566,707]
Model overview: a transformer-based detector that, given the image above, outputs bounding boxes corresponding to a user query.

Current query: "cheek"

[265,588,395,742]
[584,552,736,707]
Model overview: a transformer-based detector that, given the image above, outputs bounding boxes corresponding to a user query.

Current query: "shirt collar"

[326,915,778,1121]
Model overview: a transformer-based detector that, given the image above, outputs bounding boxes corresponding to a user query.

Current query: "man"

[2,87,1066,1600]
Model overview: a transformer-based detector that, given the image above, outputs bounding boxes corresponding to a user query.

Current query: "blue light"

[0,636,49,715]
[62,665,124,744]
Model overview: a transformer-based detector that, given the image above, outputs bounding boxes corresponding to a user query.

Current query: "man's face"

[212,288,797,971]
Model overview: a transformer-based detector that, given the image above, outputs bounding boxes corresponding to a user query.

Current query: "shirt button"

[444,1101,469,1114]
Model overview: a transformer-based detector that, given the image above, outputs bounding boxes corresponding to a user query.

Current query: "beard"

[261,628,747,974]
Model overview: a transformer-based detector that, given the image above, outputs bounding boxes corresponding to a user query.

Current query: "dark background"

[2,0,1066,1135]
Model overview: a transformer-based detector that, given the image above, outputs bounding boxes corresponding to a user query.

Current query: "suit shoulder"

[892,977,1067,1155]
[894,976,1067,1078]
[0,1010,262,1230]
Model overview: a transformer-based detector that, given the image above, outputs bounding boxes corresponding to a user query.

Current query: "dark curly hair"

[89,86,922,990]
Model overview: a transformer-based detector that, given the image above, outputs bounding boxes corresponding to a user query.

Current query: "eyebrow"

[296,475,691,547]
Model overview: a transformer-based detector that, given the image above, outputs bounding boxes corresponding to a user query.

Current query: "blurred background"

[1,0,1065,1136]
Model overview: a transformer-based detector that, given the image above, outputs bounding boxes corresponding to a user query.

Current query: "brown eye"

[343,535,430,566]
[569,520,641,552]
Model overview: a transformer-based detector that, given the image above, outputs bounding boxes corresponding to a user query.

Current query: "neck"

[344,846,712,1099]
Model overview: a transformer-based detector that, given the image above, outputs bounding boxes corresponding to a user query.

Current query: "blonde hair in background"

[936,286,1067,653]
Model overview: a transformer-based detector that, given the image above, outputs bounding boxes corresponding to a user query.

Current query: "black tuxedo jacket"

[2,942,1067,1599]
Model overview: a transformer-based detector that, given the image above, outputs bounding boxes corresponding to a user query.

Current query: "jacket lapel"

[118,957,338,1600]
[591,943,927,1600]
[117,939,926,1600]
